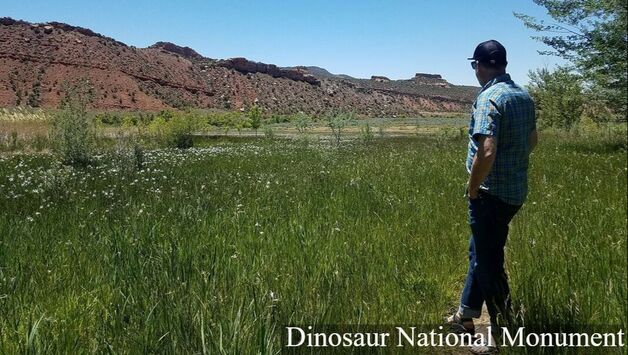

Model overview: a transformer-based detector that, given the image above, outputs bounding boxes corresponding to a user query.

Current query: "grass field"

[0,130,626,353]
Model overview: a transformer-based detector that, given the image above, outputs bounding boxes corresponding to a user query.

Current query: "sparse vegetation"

[294,112,311,134]
[247,104,263,136]
[360,122,374,143]
[327,111,355,145]
[50,80,96,166]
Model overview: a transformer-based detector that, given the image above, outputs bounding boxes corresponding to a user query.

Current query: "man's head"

[468,40,508,86]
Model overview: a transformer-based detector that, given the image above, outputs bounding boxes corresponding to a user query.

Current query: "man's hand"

[468,135,497,196]
[468,185,479,199]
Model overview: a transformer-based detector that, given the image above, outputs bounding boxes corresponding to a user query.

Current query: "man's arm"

[528,128,538,153]
[468,135,497,199]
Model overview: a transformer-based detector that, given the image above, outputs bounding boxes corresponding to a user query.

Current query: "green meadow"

[0,129,626,353]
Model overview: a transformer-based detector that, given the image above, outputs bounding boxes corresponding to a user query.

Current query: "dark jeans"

[458,190,522,326]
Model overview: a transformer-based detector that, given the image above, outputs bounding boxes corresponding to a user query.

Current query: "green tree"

[327,111,354,145]
[515,0,627,117]
[527,67,584,129]
[248,104,263,136]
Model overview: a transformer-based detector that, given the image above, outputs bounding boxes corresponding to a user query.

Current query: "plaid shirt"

[466,73,536,205]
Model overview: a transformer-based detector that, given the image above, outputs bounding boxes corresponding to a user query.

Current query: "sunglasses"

[471,61,478,70]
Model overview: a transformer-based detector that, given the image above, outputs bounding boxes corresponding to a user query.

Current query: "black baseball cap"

[468,40,508,66]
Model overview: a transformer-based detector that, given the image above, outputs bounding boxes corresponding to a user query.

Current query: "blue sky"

[2,0,566,86]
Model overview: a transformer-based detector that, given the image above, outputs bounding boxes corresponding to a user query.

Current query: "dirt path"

[444,305,492,355]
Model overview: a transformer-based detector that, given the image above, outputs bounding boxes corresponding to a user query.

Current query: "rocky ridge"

[0,17,478,115]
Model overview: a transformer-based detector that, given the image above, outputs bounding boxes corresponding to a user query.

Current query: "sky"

[2,0,567,86]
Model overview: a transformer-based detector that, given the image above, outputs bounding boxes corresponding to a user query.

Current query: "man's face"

[474,62,488,86]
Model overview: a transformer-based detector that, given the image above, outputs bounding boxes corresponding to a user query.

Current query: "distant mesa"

[149,41,203,60]
[371,75,391,82]
[412,73,450,87]
[414,73,442,80]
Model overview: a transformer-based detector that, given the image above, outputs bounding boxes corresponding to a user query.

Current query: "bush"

[360,123,374,143]
[112,130,145,172]
[527,67,584,130]
[9,131,19,151]
[148,111,198,149]
[327,111,355,145]
[263,126,275,139]
[97,112,123,125]
[31,133,49,151]
[294,112,311,134]
[50,80,96,166]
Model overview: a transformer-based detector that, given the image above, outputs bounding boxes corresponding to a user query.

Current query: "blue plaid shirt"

[466,73,536,205]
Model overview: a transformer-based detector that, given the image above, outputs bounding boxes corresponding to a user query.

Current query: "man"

[446,40,538,351]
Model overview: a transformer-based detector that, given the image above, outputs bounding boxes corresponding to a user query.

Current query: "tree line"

[516,0,627,129]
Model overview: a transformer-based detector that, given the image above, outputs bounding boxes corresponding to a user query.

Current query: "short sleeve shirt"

[466,74,536,205]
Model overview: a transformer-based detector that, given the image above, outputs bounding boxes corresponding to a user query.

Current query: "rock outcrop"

[218,58,320,86]
[414,73,442,80]
[149,42,203,60]
[371,75,391,82]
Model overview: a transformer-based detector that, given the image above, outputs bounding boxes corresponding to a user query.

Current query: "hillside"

[0,17,478,116]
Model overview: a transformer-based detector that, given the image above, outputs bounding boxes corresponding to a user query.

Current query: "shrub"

[235,114,250,135]
[294,112,310,134]
[148,111,198,149]
[111,125,146,172]
[32,133,49,151]
[327,111,354,145]
[50,80,96,166]
[9,131,19,151]
[527,67,584,130]
[263,126,275,139]
[97,112,123,125]
[378,122,388,138]
[360,122,374,143]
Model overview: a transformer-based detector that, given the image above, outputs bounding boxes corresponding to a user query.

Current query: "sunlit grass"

[0,132,625,353]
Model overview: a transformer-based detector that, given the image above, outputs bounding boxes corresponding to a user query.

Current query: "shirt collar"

[480,73,511,92]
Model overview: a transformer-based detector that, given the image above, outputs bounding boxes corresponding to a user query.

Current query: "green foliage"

[515,0,627,117]
[234,114,250,135]
[148,111,198,149]
[97,112,124,125]
[50,80,96,166]
[270,114,290,123]
[263,126,275,139]
[247,104,263,136]
[112,130,146,173]
[31,133,49,152]
[121,114,137,128]
[205,111,245,130]
[327,111,355,145]
[9,131,19,151]
[527,67,584,129]
[294,112,311,134]
[378,121,389,138]
[360,122,374,143]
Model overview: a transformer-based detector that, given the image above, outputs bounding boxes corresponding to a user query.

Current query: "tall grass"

[0,132,625,353]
